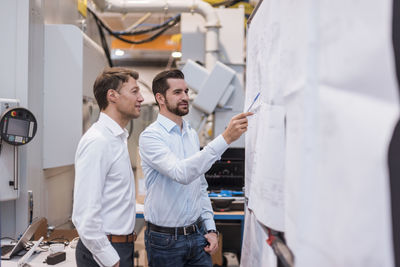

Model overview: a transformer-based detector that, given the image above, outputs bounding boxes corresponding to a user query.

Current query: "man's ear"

[107,89,118,103]
[155,93,165,105]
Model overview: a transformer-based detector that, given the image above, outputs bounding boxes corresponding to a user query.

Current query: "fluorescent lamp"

[115,49,125,56]
[171,51,182,58]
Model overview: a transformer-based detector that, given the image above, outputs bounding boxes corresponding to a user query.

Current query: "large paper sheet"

[241,210,276,267]
[285,87,397,267]
[243,0,398,266]
[248,102,285,231]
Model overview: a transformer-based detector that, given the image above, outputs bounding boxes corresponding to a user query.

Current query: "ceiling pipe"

[91,0,221,70]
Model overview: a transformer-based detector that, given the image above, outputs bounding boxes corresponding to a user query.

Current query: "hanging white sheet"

[248,102,285,232]
[240,209,277,267]
[243,0,399,266]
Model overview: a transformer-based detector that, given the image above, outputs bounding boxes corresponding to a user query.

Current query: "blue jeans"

[145,223,212,267]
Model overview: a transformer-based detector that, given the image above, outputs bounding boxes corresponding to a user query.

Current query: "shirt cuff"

[208,135,229,156]
[203,218,216,232]
[93,243,120,267]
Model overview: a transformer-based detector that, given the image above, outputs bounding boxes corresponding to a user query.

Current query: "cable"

[225,0,243,7]
[210,0,242,7]
[88,8,181,45]
[95,15,113,67]
[111,23,179,45]
[88,8,180,36]
[113,14,181,36]
[87,7,180,66]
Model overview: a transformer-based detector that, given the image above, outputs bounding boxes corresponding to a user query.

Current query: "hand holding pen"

[223,112,253,144]
[221,92,260,144]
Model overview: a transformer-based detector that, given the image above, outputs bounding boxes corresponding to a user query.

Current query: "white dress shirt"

[139,114,228,230]
[72,113,136,267]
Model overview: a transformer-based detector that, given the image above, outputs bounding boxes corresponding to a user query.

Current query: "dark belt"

[107,232,137,243]
[146,219,203,236]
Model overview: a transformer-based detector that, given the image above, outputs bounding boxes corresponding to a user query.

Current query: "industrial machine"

[0,99,38,201]
[206,147,245,211]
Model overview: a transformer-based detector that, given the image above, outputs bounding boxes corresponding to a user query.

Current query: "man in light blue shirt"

[139,69,251,267]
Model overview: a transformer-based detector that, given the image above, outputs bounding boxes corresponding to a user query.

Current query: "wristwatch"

[207,229,219,238]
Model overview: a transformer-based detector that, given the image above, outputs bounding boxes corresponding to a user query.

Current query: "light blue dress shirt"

[139,114,229,231]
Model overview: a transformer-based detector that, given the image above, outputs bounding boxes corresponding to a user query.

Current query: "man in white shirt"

[139,69,251,267]
[72,67,144,267]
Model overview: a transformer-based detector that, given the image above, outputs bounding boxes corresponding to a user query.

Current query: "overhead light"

[171,51,182,58]
[115,49,125,56]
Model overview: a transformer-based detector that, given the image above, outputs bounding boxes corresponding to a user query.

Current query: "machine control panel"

[0,107,37,146]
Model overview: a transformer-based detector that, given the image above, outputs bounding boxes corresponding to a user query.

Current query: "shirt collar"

[157,114,190,133]
[98,112,128,138]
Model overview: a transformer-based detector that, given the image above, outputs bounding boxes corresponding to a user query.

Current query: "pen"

[246,92,260,112]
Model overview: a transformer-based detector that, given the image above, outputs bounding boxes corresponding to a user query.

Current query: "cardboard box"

[211,233,223,266]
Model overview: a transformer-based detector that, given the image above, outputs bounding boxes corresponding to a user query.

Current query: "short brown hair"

[152,69,184,106]
[93,67,139,110]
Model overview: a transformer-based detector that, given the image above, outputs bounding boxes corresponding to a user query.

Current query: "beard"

[165,98,189,116]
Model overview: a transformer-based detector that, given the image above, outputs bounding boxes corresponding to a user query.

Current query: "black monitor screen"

[7,118,29,137]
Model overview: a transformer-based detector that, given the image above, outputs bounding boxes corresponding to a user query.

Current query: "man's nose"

[138,92,144,102]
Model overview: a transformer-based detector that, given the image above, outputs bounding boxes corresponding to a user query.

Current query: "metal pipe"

[92,0,220,69]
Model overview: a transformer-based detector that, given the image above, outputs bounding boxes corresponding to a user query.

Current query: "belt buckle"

[185,225,195,235]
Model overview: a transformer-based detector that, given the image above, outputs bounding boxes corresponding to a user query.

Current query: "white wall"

[43,166,75,227]
[0,0,45,237]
